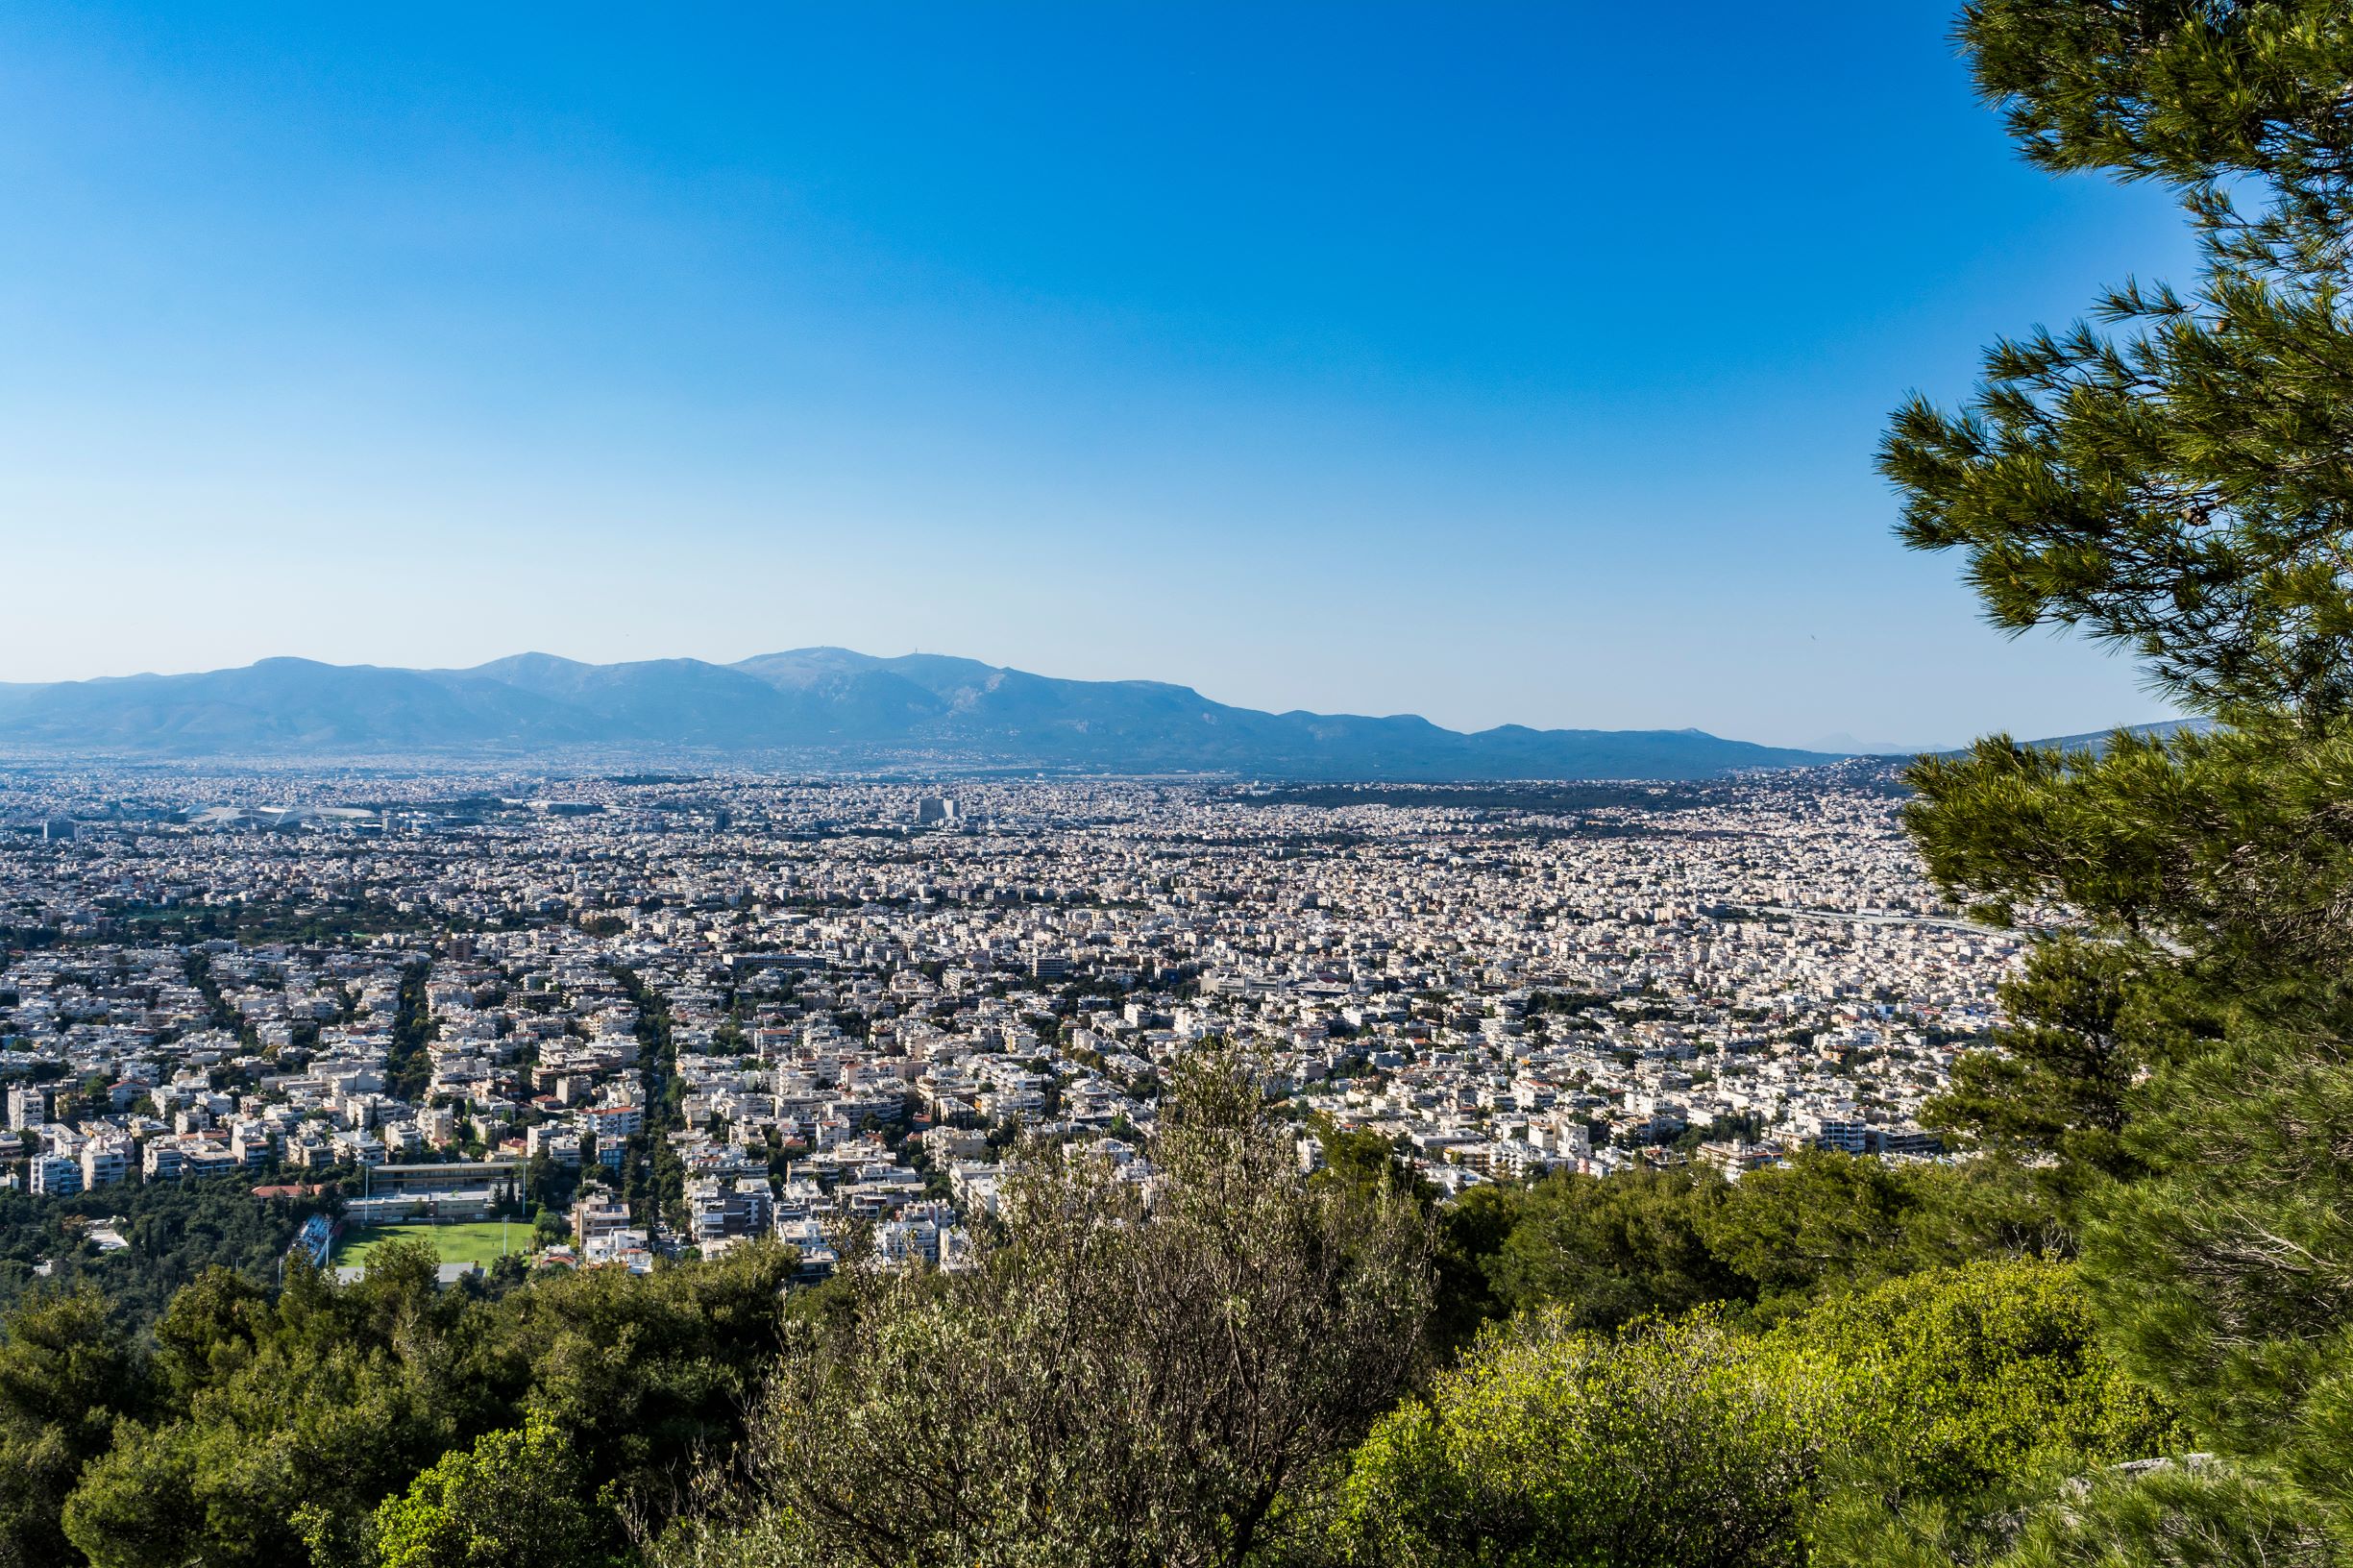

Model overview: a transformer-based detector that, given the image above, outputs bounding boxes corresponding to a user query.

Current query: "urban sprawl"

[0,764,2013,1281]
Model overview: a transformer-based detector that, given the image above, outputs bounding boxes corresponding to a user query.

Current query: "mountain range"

[0,649,1850,779]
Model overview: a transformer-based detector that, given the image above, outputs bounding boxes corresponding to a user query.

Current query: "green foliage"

[2,1238,795,1568]
[1904,722,2353,1014]
[1332,1306,1838,1568]
[1790,1260,2180,1552]
[656,1045,1433,1568]
[487,1241,795,1499]
[341,1413,621,1568]
[0,1288,153,1568]
[1309,1116,1431,1205]
[1696,1153,2061,1317]
[1916,937,2218,1189]
[1837,1461,2342,1568]
[1891,0,2353,724]
[1309,1115,1512,1353]
[2076,1029,2353,1522]
[1431,1181,1515,1350]
[524,1151,579,1215]
[1480,1165,1748,1330]
[0,1175,330,1327]
[1888,1,2353,1551]
[1463,1152,2064,1335]
[614,968,689,1230]
[1963,0,2353,236]
[62,1244,492,1568]
[387,963,434,1103]
[1330,1259,2179,1568]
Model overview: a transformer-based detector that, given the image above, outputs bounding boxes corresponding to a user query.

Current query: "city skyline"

[2,4,2192,747]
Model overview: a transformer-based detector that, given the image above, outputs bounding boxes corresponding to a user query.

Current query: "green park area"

[328,1220,527,1271]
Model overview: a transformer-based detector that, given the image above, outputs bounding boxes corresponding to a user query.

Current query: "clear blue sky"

[0,3,2194,747]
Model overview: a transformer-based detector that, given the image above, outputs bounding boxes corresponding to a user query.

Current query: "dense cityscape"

[0,760,2013,1283]
[9,0,2341,1558]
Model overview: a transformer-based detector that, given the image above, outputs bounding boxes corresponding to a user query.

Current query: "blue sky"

[0,3,2194,747]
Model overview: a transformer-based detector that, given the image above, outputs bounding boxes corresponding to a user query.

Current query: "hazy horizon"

[0,642,2144,754]
[1,4,2191,747]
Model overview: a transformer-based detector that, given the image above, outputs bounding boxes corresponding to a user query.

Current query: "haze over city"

[0,2,2194,748]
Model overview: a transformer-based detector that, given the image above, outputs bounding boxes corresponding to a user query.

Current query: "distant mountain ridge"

[0,649,1851,779]
[1941,719,2203,756]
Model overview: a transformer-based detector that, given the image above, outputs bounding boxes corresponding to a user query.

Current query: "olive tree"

[654,1044,1432,1568]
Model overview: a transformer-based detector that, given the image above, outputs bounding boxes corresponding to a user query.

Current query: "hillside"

[0,649,1849,779]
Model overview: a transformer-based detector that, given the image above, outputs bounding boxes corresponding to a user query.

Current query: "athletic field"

[329,1219,526,1270]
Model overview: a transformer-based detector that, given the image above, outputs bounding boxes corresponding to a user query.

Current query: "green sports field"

[330,1220,527,1270]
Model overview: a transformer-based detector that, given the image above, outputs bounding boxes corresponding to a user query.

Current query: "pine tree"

[1890,0,2353,1545]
